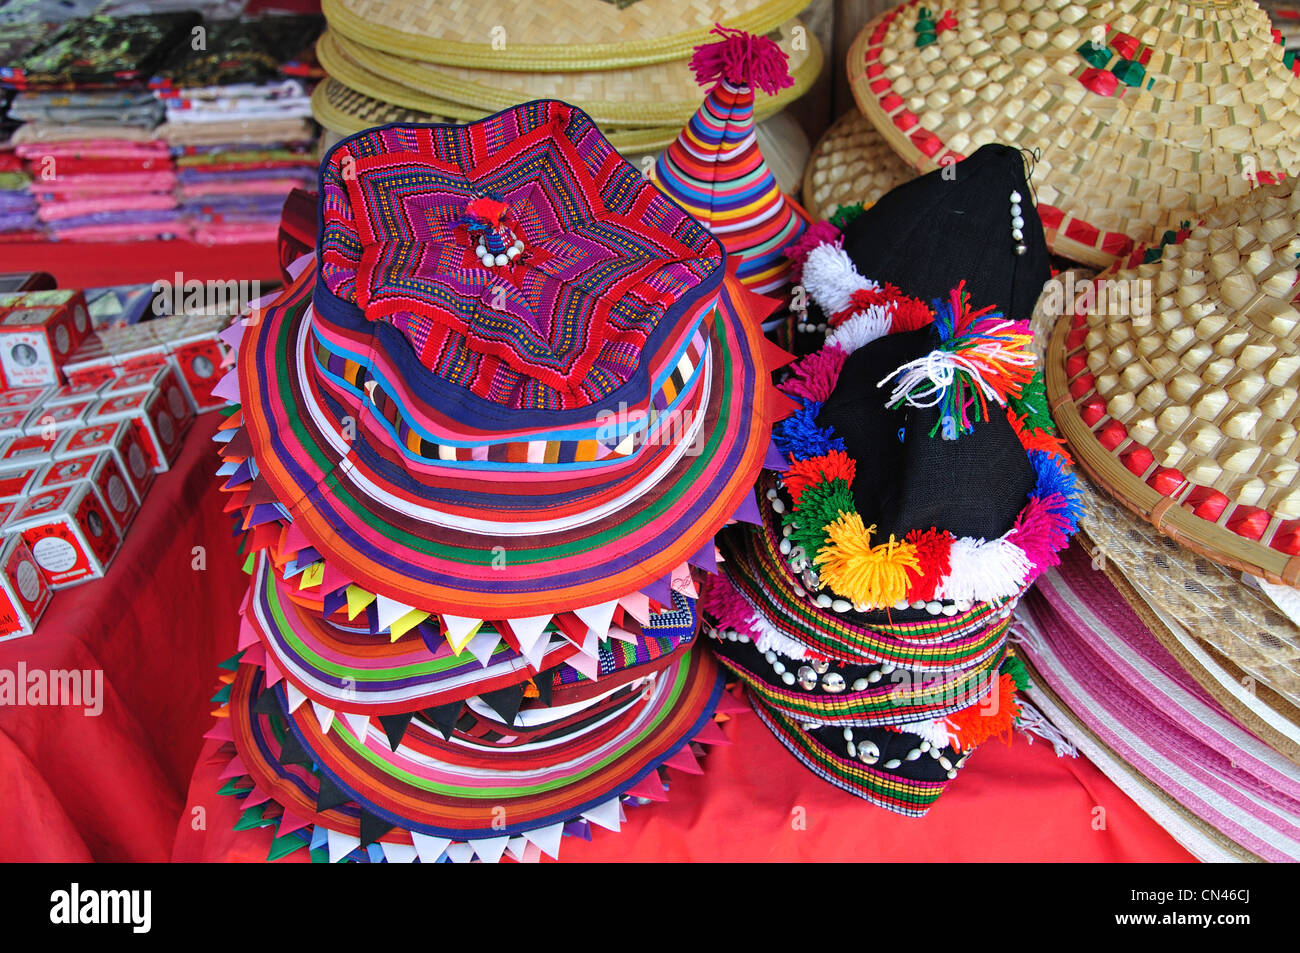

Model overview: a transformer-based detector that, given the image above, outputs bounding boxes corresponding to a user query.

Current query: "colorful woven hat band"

[655,26,810,294]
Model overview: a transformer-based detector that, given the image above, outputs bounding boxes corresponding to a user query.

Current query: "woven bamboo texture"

[323,0,813,70]
[847,0,1300,268]
[1049,177,1300,585]
[319,19,821,128]
[801,109,914,218]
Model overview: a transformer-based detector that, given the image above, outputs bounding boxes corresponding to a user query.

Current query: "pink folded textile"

[49,221,192,242]
[38,194,178,221]
[16,141,172,161]
[176,178,311,199]
[34,172,179,196]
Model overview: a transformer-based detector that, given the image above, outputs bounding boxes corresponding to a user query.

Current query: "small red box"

[0,433,55,472]
[43,378,105,407]
[0,408,28,439]
[0,385,51,410]
[0,534,53,640]
[0,464,40,502]
[55,420,155,504]
[33,452,137,534]
[0,289,90,387]
[5,481,120,588]
[22,397,92,438]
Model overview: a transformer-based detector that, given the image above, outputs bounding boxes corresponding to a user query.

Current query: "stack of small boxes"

[0,288,228,640]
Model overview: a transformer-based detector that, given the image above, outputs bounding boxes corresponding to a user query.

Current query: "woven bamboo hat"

[1047,176,1300,587]
[848,0,1300,268]
[317,19,821,130]
[321,0,810,70]
[309,76,680,153]
[801,111,916,221]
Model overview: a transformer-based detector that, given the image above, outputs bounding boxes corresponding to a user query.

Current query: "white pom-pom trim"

[801,243,877,316]
[826,304,893,355]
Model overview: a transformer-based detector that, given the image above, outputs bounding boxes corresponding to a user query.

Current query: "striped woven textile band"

[224,647,724,842]
[752,700,954,816]
[715,497,1020,668]
[709,622,1010,726]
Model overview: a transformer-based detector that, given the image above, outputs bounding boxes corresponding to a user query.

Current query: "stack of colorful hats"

[1028,172,1300,858]
[310,0,819,160]
[206,100,794,862]
[845,0,1300,268]
[701,144,1081,815]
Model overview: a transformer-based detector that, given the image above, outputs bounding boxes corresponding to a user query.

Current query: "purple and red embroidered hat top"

[318,100,723,411]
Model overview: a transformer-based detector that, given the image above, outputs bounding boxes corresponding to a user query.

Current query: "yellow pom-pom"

[814,513,920,609]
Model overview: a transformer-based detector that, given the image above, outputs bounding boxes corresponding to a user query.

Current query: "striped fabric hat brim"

[227,647,723,840]
[236,259,784,616]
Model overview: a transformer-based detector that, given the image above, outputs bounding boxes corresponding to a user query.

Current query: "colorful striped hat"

[701,154,1082,814]
[655,26,811,293]
[206,102,792,860]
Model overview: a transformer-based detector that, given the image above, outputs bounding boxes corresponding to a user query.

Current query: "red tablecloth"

[1,239,282,288]
[173,694,1196,863]
[0,413,244,862]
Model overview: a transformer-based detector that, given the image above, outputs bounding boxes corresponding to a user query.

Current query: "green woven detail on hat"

[1077,41,1111,69]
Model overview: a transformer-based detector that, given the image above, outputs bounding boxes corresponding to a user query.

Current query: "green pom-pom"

[828,202,866,232]
[784,478,854,560]
[1008,367,1054,434]
[1001,653,1032,692]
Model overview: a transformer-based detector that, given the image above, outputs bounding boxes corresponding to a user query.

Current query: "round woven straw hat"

[322,0,811,71]
[1048,175,1300,586]
[318,19,821,129]
[801,110,916,221]
[310,75,681,153]
[1073,472,1300,762]
[847,0,1300,268]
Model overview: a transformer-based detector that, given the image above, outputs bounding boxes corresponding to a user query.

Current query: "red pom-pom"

[466,196,509,225]
[902,528,952,603]
[889,295,935,333]
[785,450,857,506]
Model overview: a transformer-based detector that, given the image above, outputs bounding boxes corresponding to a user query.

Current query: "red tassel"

[690,24,794,96]
[901,528,952,603]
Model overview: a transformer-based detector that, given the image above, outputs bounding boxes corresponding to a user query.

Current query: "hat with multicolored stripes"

[702,153,1081,814]
[206,100,792,861]
[654,26,811,294]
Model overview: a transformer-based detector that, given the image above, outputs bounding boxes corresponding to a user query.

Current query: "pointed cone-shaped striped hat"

[655,25,810,294]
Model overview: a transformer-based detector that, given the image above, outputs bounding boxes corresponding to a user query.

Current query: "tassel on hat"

[654,24,809,294]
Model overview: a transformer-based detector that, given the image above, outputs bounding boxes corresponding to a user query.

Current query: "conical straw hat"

[319,19,821,129]
[848,0,1300,267]
[1047,176,1300,586]
[322,0,811,70]
[801,110,916,221]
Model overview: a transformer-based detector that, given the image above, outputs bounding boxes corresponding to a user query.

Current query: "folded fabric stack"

[311,0,818,163]
[845,0,1300,268]
[702,144,1081,815]
[206,101,794,862]
[0,143,39,240]
[152,15,323,244]
[1,12,199,241]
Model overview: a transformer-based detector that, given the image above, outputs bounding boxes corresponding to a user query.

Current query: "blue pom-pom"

[1028,450,1082,533]
[772,399,846,461]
